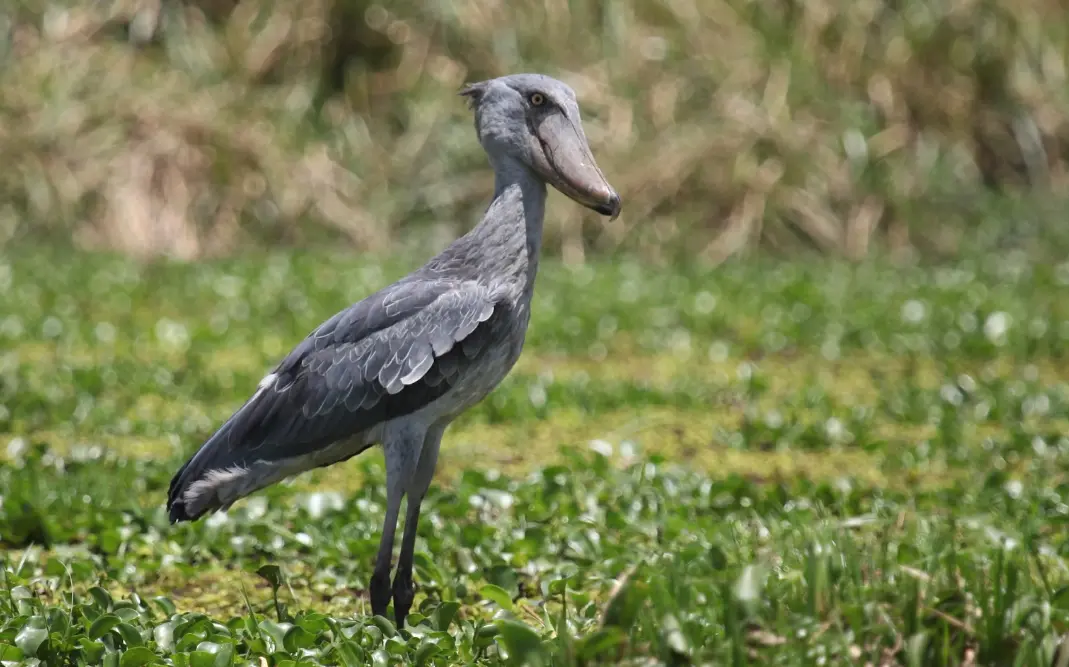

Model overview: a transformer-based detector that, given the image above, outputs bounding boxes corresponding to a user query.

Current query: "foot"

[392,572,415,628]
[369,569,392,618]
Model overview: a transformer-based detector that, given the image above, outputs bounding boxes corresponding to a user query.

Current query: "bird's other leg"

[370,423,425,620]
[369,477,402,619]
[392,424,444,628]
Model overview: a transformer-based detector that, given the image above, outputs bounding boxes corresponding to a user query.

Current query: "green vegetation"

[2,248,1069,664]
[4,0,1069,663]
[2,0,1068,261]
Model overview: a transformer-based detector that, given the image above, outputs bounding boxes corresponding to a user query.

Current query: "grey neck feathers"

[489,153,546,258]
[444,154,547,289]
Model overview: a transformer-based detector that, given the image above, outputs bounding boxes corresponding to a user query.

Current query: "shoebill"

[166,72,622,627]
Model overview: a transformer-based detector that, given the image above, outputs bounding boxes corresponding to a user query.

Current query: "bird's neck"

[463,155,547,289]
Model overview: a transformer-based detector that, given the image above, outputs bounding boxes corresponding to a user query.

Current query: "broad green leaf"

[282,624,315,653]
[480,584,514,612]
[370,615,398,638]
[334,640,364,667]
[495,619,547,666]
[15,620,48,657]
[414,640,441,667]
[154,621,175,652]
[152,597,177,617]
[256,564,283,590]
[257,619,289,651]
[0,643,26,661]
[120,646,162,666]
[432,601,460,632]
[89,614,122,640]
[116,622,145,647]
[188,650,221,667]
[576,628,625,660]
[194,641,235,667]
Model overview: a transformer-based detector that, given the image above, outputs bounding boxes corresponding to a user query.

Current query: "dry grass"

[1,0,1067,261]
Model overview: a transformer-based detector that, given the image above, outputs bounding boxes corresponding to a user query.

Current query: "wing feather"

[167,279,509,522]
[400,343,435,386]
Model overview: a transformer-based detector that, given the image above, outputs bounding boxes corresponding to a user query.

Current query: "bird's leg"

[369,479,403,619]
[392,427,444,628]
[370,425,427,621]
[391,496,423,627]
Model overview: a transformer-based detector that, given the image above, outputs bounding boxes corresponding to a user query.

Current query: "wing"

[167,279,504,520]
[246,280,501,449]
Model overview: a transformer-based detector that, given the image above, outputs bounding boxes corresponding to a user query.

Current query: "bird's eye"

[529,92,545,106]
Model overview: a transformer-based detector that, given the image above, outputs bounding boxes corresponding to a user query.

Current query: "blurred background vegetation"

[1,0,1067,264]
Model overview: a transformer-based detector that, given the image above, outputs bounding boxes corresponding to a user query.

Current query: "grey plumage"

[166,72,621,626]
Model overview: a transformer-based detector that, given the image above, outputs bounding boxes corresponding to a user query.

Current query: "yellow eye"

[529,92,545,106]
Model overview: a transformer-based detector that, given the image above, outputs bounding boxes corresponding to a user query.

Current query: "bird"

[166,72,621,627]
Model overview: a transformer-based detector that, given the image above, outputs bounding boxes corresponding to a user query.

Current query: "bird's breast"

[429,297,531,421]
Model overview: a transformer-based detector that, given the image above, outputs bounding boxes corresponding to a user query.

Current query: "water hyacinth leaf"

[479,584,514,612]
[546,579,568,597]
[152,597,178,617]
[89,614,123,640]
[576,628,626,660]
[14,621,48,657]
[256,564,283,591]
[9,586,34,603]
[1051,586,1069,613]
[0,644,25,661]
[115,606,142,623]
[282,624,315,652]
[194,640,235,667]
[153,622,175,652]
[187,650,223,667]
[116,622,145,647]
[385,635,409,655]
[88,587,114,611]
[46,607,70,635]
[334,640,365,667]
[709,544,729,570]
[44,557,67,577]
[432,601,460,632]
[370,615,398,638]
[78,638,106,663]
[414,640,441,666]
[257,620,289,650]
[495,619,548,666]
[2,249,1069,664]
[97,528,123,554]
[371,648,390,667]
[119,646,162,666]
[295,614,330,634]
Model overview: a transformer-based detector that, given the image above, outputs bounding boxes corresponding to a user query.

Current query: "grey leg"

[369,480,402,618]
[392,425,444,627]
[370,424,425,619]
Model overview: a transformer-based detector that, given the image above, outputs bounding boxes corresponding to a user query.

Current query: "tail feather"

[166,392,375,523]
[167,412,251,523]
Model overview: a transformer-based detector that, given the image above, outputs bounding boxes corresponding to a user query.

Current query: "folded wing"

[167,279,503,521]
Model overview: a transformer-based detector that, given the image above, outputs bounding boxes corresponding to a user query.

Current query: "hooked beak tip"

[593,191,622,221]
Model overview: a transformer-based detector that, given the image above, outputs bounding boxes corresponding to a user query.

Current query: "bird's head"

[460,73,621,221]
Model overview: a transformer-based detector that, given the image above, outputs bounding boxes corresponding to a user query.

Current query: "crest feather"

[458,81,487,108]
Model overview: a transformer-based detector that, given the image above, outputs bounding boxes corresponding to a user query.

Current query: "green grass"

[3,247,1069,665]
